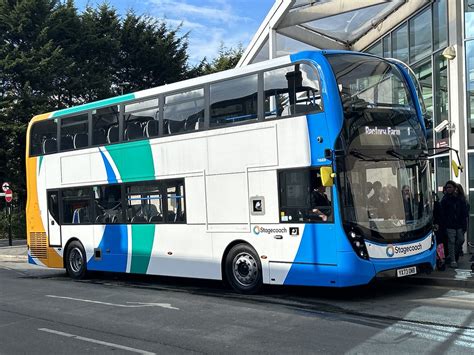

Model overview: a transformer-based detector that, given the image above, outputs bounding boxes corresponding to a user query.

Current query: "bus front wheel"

[65,241,87,279]
[225,244,262,294]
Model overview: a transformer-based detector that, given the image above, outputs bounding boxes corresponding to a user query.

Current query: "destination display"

[357,125,419,147]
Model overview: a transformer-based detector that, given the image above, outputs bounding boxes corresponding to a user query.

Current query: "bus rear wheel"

[225,244,262,294]
[65,241,87,280]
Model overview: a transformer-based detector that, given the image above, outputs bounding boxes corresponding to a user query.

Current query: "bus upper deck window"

[125,98,160,141]
[93,106,119,145]
[164,89,204,135]
[210,74,258,127]
[60,114,89,152]
[264,63,322,120]
[30,119,58,156]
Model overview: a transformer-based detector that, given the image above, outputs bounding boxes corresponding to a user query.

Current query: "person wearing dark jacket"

[441,181,468,268]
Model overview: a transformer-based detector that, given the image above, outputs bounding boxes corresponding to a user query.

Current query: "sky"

[74,0,275,64]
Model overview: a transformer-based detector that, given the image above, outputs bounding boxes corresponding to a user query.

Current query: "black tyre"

[65,241,87,279]
[225,244,262,294]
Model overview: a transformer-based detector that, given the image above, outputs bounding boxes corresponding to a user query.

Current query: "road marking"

[46,295,179,310]
[38,328,155,354]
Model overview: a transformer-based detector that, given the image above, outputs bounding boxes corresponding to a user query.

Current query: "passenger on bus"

[402,185,414,221]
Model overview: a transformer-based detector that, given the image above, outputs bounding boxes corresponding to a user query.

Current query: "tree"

[199,43,244,75]
[117,12,191,93]
[0,0,197,237]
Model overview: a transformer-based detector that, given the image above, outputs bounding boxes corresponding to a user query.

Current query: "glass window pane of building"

[433,52,449,144]
[413,61,433,148]
[466,0,474,38]
[433,0,447,50]
[409,8,432,63]
[367,41,382,57]
[392,23,409,63]
[382,35,391,58]
[467,40,474,146]
[435,156,449,200]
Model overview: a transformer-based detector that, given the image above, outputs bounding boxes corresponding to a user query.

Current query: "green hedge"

[0,208,26,240]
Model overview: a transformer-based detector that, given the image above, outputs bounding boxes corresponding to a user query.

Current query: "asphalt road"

[1,259,474,354]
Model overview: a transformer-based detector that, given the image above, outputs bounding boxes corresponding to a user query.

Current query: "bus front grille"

[30,232,47,259]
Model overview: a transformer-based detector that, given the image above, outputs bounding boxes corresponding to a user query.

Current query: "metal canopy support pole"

[269,28,277,60]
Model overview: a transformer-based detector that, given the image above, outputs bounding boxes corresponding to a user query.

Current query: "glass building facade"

[365,0,449,201]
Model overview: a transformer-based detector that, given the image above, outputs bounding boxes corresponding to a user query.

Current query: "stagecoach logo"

[253,226,288,235]
[386,245,395,257]
[289,227,299,236]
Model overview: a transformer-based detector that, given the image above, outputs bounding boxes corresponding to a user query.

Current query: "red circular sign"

[5,189,12,203]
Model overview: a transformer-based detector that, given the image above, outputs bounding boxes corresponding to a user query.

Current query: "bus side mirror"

[320,166,335,187]
[451,159,464,178]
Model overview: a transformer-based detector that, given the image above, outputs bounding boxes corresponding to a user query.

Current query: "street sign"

[2,182,9,192]
[5,189,12,203]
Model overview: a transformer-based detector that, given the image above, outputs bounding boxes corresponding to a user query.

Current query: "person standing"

[441,181,468,268]
[456,183,470,257]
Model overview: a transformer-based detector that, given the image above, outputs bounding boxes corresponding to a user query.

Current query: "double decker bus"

[26,50,435,293]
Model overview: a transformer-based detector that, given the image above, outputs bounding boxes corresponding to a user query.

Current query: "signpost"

[2,183,13,246]
[4,189,12,203]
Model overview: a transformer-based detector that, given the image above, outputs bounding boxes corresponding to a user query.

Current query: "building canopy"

[238,0,429,67]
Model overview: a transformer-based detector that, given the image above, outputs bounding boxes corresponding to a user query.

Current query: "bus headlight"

[347,230,369,260]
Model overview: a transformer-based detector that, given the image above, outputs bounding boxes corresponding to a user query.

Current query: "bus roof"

[30,49,379,124]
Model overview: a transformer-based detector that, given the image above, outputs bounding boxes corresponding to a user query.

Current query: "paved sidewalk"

[1,239,473,288]
[0,239,27,260]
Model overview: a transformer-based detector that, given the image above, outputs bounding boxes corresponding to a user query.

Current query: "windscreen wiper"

[386,149,428,161]
[349,150,385,162]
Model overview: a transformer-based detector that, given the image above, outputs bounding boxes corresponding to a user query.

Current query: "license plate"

[397,266,417,277]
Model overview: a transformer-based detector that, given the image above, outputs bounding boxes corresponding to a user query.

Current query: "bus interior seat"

[42,138,57,154]
[166,119,185,134]
[72,207,90,223]
[176,211,185,222]
[184,113,201,131]
[131,215,147,223]
[141,204,158,220]
[60,135,74,150]
[149,214,163,222]
[167,211,176,222]
[95,214,110,224]
[127,205,141,221]
[73,133,89,149]
[125,121,143,140]
[145,120,159,137]
[93,128,107,145]
[107,125,119,144]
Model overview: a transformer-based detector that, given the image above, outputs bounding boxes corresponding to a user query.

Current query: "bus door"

[273,168,337,264]
[47,190,62,246]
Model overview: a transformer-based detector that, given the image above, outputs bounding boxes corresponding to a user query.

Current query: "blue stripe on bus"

[87,224,128,272]
[28,254,37,265]
[99,149,118,184]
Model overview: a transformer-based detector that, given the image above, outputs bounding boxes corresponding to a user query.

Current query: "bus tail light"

[349,231,369,260]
